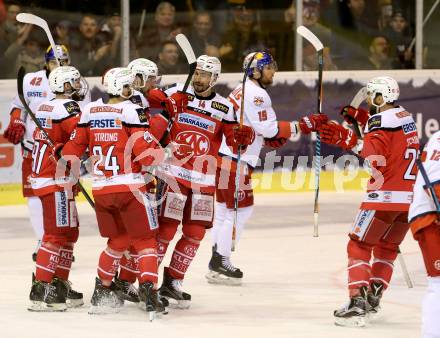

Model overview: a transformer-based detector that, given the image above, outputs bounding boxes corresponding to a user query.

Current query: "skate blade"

[334,315,367,327]
[88,304,121,315]
[205,271,242,286]
[28,301,67,312]
[67,298,84,308]
[162,297,190,310]
[137,302,168,316]
[367,308,381,321]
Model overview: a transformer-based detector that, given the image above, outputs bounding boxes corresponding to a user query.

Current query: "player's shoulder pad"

[135,107,150,124]
[63,100,81,115]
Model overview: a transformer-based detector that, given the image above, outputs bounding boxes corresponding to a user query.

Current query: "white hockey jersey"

[409,130,440,226]
[218,80,288,168]
[130,89,149,108]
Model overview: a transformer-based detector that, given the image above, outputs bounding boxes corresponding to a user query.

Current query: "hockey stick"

[296,25,324,237]
[17,67,95,209]
[416,157,440,212]
[231,53,258,251]
[346,87,414,288]
[408,0,440,51]
[16,13,60,65]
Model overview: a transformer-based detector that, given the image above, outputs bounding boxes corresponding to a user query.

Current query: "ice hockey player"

[408,132,440,338]
[152,55,254,308]
[128,58,161,109]
[318,76,419,327]
[28,66,84,312]
[207,51,328,286]
[60,67,167,317]
[3,45,74,262]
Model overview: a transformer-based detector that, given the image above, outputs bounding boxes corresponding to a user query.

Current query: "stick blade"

[296,25,323,51]
[350,87,368,108]
[17,13,45,26]
[175,34,196,64]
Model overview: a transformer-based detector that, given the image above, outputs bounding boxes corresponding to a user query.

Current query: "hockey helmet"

[48,66,81,94]
[102,67,135,98]
[127,58,161,88]
[366,76,399,108]
[243,51,277,78]
[195,55,221,88]
[45,44,70,65]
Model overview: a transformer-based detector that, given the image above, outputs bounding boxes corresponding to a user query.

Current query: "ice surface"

[0,192,424,338]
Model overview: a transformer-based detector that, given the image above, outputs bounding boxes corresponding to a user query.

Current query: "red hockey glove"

[319,122,358,150]
[298,113,328,134]
[264,137,287,148]
[233,125,254,146]
[161,91,188,117]
[4,117,25,144]
[340,105,369,127]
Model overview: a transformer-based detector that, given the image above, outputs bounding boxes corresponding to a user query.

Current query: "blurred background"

[0,0,439,79]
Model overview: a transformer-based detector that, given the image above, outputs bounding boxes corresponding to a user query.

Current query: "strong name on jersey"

[219,80,280,168]
[30,99,81,196]
[409,130,440,231]
[360,107,419,211]
[62,100,161,194]
[158,83,237,191]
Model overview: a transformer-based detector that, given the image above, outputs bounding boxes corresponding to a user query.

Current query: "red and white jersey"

[62,99,161,195]
[409,131,440,226]
[219,80,291,168]
[130,89,149,108]
[9,70,54,154]
[360,106,419,211]
[158,83,238,192]
[30,98,81,196]
[9,69,91,156]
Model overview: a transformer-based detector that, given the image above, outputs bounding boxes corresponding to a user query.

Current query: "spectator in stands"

[377,0,393,31]
[137,2,182,61]
[205,44,220,58]
[100,12,123,63]
[187,11,220,57]
[384,10,413,69]
[70,14,113,76]
[10,29,45,77]
[53,20,71,49]
[365,35,392,70]
[156,40,183,75]
[220,5,265,72]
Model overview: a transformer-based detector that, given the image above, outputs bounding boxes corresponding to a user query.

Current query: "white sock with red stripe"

[35,243,60,283]
[54,244,74,280]
[97,249,122,284]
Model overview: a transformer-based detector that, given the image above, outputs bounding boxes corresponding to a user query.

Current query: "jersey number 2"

[92,145,120,176]
[404,148,417,180]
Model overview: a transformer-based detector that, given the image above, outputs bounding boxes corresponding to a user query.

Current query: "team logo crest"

[175,131,210,157]
[253,96,264,106]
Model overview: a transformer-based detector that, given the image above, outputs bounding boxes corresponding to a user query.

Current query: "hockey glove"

[264,137,287,148]
[161,91,188,117]
[298,113,328,134]
[340,105,369,127]
[4,117,25,144]
[319,122,358,150]
[233,125,254,146]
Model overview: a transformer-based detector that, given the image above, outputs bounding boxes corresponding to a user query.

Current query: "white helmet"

[366,76,399,107]
[48,66,81,94]
[195,55,221,88]
[127,58,161,88]
[102,67,135,98]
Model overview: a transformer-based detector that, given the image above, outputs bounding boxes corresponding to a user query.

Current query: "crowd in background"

[0,0,426,78]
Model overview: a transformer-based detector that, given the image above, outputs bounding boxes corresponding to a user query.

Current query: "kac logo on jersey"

[175,131,210,156]
[402,122,416,134]
[178,113,215,133]
[90,118,122,129]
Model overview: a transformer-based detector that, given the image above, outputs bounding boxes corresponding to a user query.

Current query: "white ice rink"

[0,191,425,338]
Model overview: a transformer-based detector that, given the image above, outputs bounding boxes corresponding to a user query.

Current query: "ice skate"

[138,281,168,320]
[52,277,84,308]
[114,272,140,303]
[159,267,191,309]
[206,250,243,286]
[334,287,368,327]
[367,282,384,318]
[28,274,67,312]
[88,277,124,315]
